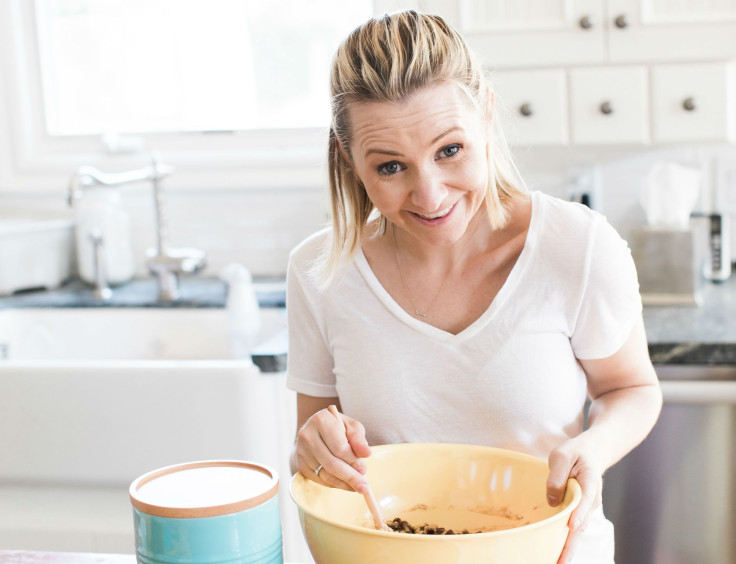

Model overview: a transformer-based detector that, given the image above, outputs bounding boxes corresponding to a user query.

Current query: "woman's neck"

[390,206,496,272]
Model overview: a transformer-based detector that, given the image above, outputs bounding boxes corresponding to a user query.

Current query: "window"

[35,0,372,135]
[0,0,375,191]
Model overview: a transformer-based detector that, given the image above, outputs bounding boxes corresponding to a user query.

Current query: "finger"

[295,415,367,492]
[295,451,353,490]
[327,406,369,473]
[319,426,370,493]
[308,461,355,491]
[547,448,574,507]
[556,525,585,564]
[567,467,600,532]
[343,417,371,467]
[307,408,370,491]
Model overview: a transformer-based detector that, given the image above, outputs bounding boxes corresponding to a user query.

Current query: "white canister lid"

[129,460,279,518]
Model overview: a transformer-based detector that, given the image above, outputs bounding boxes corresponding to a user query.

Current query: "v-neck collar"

[354,191,541,343]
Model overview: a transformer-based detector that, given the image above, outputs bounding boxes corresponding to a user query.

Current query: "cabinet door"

[493,69,568,146]
[608,0,736,62]
[569,66,649,144]
[457,0,606,67]
[651,63,736,143]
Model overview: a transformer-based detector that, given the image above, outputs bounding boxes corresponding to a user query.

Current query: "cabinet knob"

[614,14,629,29]
[682,97,696,111]
[519,103,533,117]
[599,101,614,115]
[579,15,594,29]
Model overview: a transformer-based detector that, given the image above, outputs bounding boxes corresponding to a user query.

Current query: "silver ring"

[314,464,323,477]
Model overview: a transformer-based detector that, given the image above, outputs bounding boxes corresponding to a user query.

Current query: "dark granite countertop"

[1,275,734,365]
[0,276,285,309]
[644,275,736,365]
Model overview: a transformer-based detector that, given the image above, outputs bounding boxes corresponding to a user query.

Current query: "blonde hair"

[318,10,526,285]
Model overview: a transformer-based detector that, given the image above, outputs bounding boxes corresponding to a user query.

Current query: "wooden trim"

[129,459,279,518]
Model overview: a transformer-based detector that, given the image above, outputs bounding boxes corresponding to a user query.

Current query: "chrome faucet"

[68,154,206,301]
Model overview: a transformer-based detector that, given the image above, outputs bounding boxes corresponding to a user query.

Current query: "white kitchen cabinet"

[569,66,649,145]
[651,62,736,143]
[462,0,606,67]
[493,69,569,146]
[371,0,736,146]
[421,0,736,68]
[375,1,736,67]
[608,0,736,63]
[374,1,606,67]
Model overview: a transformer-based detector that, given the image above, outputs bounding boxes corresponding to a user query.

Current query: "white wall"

[0,185,329,278]
[0,143,734,278]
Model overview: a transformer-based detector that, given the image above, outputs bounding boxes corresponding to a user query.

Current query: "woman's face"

[348,82,491,247]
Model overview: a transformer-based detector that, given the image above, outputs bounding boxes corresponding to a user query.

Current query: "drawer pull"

[682,97,696,111]
[579,15,594,29]
[599,101,614,115]
[519,103,533,117]
[614,14,629,29]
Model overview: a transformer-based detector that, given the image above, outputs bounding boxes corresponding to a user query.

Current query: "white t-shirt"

[286,191,642,563]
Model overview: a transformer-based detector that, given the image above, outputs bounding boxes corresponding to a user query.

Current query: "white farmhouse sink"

[0,306,303,558]
[0,306,290,484]
[0,306,286,361]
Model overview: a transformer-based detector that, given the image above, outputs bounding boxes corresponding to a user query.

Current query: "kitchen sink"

[0,306,301,557]
[0,306,286,361]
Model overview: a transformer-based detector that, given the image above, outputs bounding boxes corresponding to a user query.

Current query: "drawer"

[651,62,736,143]
[493,69,568,146]
[569,66,649,144]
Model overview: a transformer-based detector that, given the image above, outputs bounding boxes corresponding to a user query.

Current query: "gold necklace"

[391,227,450,319]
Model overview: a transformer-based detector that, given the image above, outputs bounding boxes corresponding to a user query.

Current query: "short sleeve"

[285,254,338,397]
[570,217,642,360]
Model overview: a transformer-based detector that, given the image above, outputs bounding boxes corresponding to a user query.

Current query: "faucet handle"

[177,247,207,273]
[146,247,207,274]
[145,247,207,301]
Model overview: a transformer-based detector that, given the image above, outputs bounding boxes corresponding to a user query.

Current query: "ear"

[335,138,352,166]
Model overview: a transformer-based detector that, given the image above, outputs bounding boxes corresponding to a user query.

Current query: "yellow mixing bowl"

[290,443,581,564]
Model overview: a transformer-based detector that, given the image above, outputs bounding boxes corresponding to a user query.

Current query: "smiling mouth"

[414,204,454,220]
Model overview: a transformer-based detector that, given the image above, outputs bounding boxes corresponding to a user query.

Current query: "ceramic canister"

[130,460,282,564]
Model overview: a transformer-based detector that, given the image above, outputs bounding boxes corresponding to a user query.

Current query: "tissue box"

[629,227,701,306]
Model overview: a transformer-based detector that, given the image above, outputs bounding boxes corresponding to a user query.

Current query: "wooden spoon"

[328,405,390,532]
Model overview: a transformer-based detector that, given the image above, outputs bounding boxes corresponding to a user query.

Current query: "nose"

[409,165,447,212]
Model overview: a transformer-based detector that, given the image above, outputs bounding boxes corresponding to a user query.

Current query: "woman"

[286,10,662,564]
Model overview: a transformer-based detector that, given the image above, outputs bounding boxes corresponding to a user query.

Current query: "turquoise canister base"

[133,495,283,564]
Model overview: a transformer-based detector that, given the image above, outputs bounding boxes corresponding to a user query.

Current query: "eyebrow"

[364,126,463,158]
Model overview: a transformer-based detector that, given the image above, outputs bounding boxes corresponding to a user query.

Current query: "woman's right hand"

[293,400,372,494]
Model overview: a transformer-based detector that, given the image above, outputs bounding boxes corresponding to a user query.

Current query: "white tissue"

[640,162,700,229]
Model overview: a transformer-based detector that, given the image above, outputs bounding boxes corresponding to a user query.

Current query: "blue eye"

[378,162,402,176]
[440,144,461,158]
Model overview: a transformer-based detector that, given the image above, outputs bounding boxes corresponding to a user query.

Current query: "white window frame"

[0,0,348,193]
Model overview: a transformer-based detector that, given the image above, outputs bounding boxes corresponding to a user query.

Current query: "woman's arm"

[290,393,372,493]
[548,317,663,564]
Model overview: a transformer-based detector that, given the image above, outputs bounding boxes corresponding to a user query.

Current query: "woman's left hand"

[546,433,603,564]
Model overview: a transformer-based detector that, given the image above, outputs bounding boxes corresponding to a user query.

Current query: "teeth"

[418,205,452,219]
